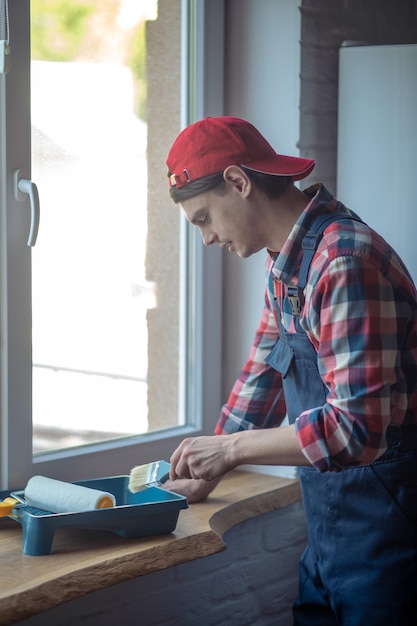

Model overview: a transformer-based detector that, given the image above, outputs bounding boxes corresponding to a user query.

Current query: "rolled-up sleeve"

[296,252,415,471]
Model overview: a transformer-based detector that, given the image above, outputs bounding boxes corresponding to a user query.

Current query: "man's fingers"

[169,439,191,480]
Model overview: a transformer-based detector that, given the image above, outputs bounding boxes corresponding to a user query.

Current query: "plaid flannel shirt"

[215,184,417,472]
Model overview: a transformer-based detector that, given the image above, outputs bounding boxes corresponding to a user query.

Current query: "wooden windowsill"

[0,471,301,625]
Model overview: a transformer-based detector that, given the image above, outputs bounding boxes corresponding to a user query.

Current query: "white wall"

[223,0,302,395]
[337,43,417,283]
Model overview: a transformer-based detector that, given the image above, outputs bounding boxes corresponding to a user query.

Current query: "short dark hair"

[168,167,292,204]
[169,171,226,203]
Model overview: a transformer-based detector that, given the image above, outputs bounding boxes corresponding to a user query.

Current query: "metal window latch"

[13,169,41,246]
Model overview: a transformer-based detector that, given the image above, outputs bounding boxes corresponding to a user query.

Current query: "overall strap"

[286,212,364,316]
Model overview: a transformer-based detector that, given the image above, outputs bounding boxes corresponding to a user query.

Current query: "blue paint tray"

[1,465,188,556]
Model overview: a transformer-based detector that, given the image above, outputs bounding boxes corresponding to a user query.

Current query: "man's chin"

[237,247,256,259]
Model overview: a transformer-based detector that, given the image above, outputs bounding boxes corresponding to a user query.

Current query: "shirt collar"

[269,183,351,284]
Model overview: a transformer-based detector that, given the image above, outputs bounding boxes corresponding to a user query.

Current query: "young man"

[164,116,417,625]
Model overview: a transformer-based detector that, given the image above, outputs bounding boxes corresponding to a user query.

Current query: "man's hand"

[162,476,221,503]
[169,434,236,482]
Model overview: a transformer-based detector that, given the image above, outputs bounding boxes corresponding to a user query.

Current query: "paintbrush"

[128,459,170,493]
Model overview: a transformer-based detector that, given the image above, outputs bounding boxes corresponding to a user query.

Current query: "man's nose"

[201,229,216,246]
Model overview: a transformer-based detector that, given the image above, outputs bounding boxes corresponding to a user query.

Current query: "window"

[0,0,224,489]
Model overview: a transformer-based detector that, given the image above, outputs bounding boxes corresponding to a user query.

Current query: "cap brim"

[242,154,315,181]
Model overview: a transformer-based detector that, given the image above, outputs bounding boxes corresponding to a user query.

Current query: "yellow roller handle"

[0,497,20,517]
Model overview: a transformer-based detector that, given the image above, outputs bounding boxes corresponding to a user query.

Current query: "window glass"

[30,0,182,454]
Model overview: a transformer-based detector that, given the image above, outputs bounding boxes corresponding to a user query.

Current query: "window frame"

[0,0,225,488]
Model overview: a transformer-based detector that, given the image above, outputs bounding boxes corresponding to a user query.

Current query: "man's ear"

[223,165,251,197]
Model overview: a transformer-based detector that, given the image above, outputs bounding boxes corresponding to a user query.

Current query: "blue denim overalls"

[265,213,417,625]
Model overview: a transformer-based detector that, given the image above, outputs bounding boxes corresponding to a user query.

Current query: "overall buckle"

[287,286,304,316]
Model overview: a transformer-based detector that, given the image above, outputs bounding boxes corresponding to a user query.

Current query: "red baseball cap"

[166,116,315,188]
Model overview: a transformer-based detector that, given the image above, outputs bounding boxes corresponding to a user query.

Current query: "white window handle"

[13,169,40,246]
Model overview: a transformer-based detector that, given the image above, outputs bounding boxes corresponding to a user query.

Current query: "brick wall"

[16,501,307,626]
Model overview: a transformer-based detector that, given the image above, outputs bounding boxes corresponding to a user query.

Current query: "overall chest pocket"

[265,337,294,378]
[265,335,328,423]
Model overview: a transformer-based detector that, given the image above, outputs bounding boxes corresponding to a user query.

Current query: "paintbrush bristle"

[128,461,160,493]
[128,465,150,493]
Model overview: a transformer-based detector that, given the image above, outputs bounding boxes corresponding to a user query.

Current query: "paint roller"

[23,475,116,513]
